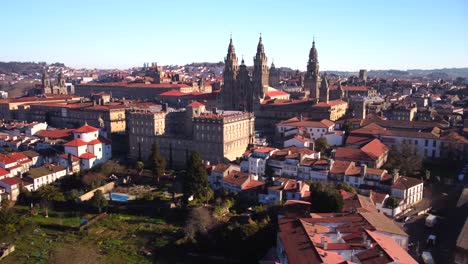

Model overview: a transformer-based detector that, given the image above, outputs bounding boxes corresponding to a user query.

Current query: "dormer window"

[77,135,80,138]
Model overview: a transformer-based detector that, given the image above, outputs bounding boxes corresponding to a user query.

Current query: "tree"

[38,185,65,218]
[183,151,209,204]
[89,190,108,213]
[149,141,166,183]
[309,182,344,213]
[0,207,19,235]
[384,144,423,177]
[315,137,330,153]
[81,172,107,190]
[1,197,9,208]
[184,206,214,241]
[338,183,357,194]
[135,161,145,173]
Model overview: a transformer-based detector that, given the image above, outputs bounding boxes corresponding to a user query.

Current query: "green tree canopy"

[309,182,344,213]
[315,137,330,153]
[183,151,209,204]
[89,190,108,213]
[384,144,423,177]
[38,185,65,218]
[149,141,166,183]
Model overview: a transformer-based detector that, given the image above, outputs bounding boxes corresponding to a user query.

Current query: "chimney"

[392,169,400,184]
[362,232,367,243]
[162,103,168,112]
[360,164,367,177]
[297,180,302,191]
[212,107,217,114]
[323,240,328,250]
[328,159,334,169]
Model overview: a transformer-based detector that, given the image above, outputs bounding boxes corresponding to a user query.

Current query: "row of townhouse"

[208,164,311,205]
[236,143,422,217]
[275,117,345,147]
[349,122,468,160]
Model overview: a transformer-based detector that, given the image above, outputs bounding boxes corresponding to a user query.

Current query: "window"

[425,140,428,147]
[433,140,436,147]
[414,140,418,145]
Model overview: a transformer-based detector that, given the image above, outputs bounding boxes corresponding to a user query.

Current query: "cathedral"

[221,37,331,112]
[220,37,347,129]
[41,68,68,95]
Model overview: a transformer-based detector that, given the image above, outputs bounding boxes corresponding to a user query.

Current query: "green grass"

[1,208,177,264]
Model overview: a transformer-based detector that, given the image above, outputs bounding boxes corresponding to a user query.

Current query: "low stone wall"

[77,181,115,202]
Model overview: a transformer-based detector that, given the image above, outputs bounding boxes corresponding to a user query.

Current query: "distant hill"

[0,61,66,75]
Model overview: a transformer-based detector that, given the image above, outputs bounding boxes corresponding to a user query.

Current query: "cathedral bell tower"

[304,39,320,101]
[252,35,269,101]
[221,36,239,110]
[42,67,52,94]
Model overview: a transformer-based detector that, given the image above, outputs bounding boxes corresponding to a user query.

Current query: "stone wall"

[77,181,115,202]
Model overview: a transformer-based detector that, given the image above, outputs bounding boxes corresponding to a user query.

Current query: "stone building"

[41,69,68,95]
[127,102,255,168]
[220,37,344,133]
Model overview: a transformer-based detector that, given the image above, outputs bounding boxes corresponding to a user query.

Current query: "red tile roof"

[265,90,289,97]
[87,139,102,145]
[0,177,22,186]
[277,117,335,128]
[75,124,99,133]
[313,99,347,108]
[159,91,190,97]
[392,176,423,190]
[0,167,10,176]
[64,138,88,147]
[365,230,417,263]
[360,139,388,160]
[36,129,75,139]
[79,152,97,159]
[0,154,16,165]
[187,101,205,107]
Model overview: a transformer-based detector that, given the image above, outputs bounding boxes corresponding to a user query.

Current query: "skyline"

[1,0,467,71]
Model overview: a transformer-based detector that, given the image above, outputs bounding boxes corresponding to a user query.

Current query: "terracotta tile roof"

[335,148,374,162]
[87,139,102,145]
[36,129,75,139]
[242,180,265,190]
[277,117,335,128]
[284,200,311,206]
[59,153,80,162]
[330,160,354,174]
[76,82,190,89]
[0,167,10,176]
[391,176,423,190]
[0,177,22,186]
[370,191,388,205]
[187,101,205,107]
[253,147,277,154]
[212,163,230,173]
[365,230,417,263]
[0,154,16,165]
[345,135,374,147]
[223,171,250,187]
[79,152,97,159]
[265,90,289,97]
[360,139,388,160]
[159,91,190,96]
[7,152,29,162]
[313,99,347,108]
[64,139,88,147]
[360,212,408,237]
[75,124,99,133]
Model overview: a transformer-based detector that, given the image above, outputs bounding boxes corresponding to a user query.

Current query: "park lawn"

[2,210,179,264]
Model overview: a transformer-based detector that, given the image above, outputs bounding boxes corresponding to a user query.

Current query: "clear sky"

[1,0,467,71]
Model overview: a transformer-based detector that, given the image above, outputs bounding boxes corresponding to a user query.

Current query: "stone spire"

[253,34,269,99]
[42,67,51,94]
[319,76,329,103]
[304,38,321,101]
[221,36,239,110]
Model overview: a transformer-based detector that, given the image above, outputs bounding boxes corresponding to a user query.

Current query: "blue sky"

[1,0,467,71]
